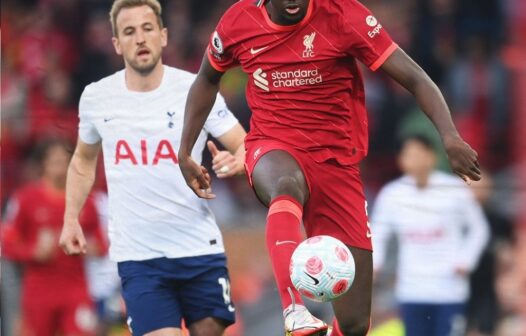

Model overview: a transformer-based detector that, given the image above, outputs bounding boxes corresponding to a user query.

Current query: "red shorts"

[245,139,372,251]
[22,288,97,336]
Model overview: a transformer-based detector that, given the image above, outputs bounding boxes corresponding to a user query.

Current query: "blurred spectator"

[372,135,489,336]
[1,139,108,336]
[466,172,514,335]
[445,35,510,170]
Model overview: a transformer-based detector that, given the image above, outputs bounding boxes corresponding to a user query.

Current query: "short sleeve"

[207,19,239,72]
[337,0,398,71]
[204,93,239,138]
[78,85,102,144]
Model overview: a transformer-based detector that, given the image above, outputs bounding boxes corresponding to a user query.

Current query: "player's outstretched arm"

[179,54,225,198]
[60,139,101,255]
[380,48,481,183]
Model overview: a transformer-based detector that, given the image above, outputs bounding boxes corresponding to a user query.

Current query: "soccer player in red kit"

[2,139,107,336]
[179,1,481,335]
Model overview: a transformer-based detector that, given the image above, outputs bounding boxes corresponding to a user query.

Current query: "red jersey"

[2,181,107,299]
[208,0,397,165]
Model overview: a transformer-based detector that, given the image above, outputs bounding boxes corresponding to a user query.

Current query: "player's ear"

[161,27,168,48]
[112,36,123,55]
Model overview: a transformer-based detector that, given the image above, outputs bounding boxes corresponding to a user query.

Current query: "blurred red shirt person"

[2,139,107,336]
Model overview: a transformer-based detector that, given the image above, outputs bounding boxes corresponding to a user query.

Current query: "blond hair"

[110,0,163,36]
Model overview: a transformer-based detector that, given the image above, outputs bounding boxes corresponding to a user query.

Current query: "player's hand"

[34,228,57,262]
[59,219,87,256]
[443,135,481,184]
[179,155,216,199]
[207,141,243,178]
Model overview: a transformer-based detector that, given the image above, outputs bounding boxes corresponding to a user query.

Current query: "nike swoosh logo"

[275,240,297,246]
[250,46,268,54]
[304,272,320,285]
[104,118,115,122]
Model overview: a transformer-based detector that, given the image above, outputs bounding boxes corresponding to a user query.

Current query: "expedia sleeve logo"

[366,15,383,38]
[211,31,224,54]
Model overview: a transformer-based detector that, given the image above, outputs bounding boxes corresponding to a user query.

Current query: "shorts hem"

[326,233,372,252]
[244,140,312,197]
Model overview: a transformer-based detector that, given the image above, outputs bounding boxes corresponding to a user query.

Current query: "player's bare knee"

[188,317,226,336]
[272,175,307,204]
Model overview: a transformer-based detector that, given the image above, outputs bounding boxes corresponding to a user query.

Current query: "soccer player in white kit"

[59,1,246,335]
[371,135,489,336]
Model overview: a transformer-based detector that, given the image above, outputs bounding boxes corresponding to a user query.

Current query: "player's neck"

[413,173,430,189]
[42,177,66,193]
[125,61,164,92]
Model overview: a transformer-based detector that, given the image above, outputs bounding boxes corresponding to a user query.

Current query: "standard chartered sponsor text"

[271,68,322,88]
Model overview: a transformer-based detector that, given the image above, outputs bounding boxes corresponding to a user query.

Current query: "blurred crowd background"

[1,0,526,335]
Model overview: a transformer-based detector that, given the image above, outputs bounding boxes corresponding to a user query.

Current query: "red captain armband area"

[115,139,178,165]
[369,42,398,71]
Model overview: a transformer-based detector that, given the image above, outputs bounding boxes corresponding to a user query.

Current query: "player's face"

[42,145,70,184]
[112,5,167,75]
[268,0,310,25]
[398,140,437,177]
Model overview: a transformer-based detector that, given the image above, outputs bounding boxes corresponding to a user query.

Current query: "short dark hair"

[32,138,73,165]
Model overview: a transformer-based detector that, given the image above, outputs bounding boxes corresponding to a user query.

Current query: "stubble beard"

[129,52,161,76]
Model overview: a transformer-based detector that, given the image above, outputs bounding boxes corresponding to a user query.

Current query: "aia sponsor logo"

[114,139,178,165]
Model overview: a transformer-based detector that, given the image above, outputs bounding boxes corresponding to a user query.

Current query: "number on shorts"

[218,277,232,304]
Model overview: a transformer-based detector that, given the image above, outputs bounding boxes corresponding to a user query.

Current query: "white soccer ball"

[290,235,355,302]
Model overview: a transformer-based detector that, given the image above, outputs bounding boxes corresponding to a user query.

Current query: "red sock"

[331,319,343,336]
[266,195,305,310]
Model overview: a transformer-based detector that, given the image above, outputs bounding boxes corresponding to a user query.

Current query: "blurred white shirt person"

[59,1,246,336]
[372,134,489,336]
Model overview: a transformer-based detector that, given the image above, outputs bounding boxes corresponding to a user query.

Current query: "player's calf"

[333,318,370,336]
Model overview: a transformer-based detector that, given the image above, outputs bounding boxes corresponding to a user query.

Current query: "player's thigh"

[118,261,183,335]
[188,317,227,336]
[303,161,371,251]
[251,149,309,206]
[178,264,235,334]
[331,247,372,334]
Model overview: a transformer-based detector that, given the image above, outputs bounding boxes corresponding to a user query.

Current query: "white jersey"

[371,171,489,303]
[78,65,238,262]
